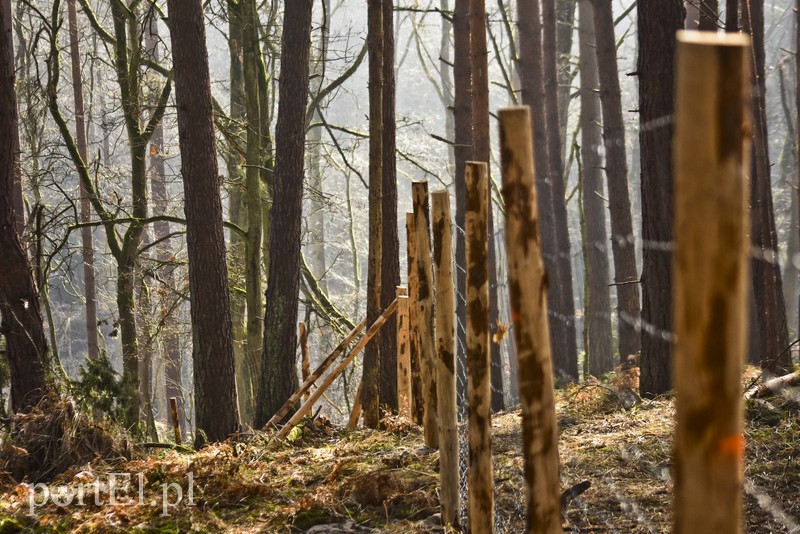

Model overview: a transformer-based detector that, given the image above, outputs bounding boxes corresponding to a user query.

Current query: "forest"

[0,0,798,532]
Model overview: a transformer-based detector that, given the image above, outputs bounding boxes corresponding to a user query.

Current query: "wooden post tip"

[676,30,751,47]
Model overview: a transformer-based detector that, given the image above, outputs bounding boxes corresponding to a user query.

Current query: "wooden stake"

[347,379,363,429]
[273,299,398,444]
[169,397,182,445]
[499,106,562,533]
[265,319,366,429]
[412,182,438,449]
[299,322,312,417]
[396,286,412,418]
[432,190,459,527]
[673,31,751,534]
[465,161,494,533]
[406,212,424,425]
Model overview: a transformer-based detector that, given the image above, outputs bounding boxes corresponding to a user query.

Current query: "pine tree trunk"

[638,0,684,396]
[255,0,313,427]
[166,0,241,442]
[556,0,578,159]
[67,0,99,362]
[742,0,790,373]
[470,0,505,409]
[362,0,384,428]
[0,4,50,411]
[592,0,641,363]
[453,0,473,406]
[518,0,561,383]
[578,0,613,376]
[543,0,579,381]
[2,0,22,237]
[698,0,719,31]
[379,0,400,413]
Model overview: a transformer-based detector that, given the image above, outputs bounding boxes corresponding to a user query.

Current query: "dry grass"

[0,367,797,532]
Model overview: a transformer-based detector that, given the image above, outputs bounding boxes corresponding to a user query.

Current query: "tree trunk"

[147,16,184,434]
[543,0,579,381]
[242,0,264,404]
[638,0,684,396]
[0,4,50,411]
[2,0,22,238]
[518,0,561,383]
[592,0,641,363]
[470,0,505,409]
[556,0,578,160]
[67,0,99,362]
[796,0,800,341]
[362,0,384,428]
[379,0,400,414]
[255,0,313,427]
[578,0,613,376]
[307,0,331,296]
[226,0,250,424]
[166,0,241,442]
[453,0,473,406]
[698,0,719,30]
[742,0,790,373]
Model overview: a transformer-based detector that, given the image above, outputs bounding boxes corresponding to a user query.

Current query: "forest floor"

[0,367,798,533]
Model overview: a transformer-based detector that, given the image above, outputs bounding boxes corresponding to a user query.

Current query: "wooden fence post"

[169,397,182,445]
[465,161,494,533]
[406,212,424,425]
[396,286,411,418]
[673,31,751,534]
[412,182,438,449]
[432,190,459,527]
[499,106,562,533]
[299,322,312,417]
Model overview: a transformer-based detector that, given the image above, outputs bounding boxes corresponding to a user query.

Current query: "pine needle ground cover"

[0,368,797,532]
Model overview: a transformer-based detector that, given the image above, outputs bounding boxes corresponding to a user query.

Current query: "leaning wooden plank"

[265,319,367,429]
[272,299,398,444]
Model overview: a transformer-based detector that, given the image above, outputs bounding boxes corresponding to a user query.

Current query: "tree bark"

[242,0,264,408]
[0,3,50,412]
[638,0,684,396]
[166,0,241,442]
[453,0,473,406]
[742,0,790,373]
[379,0,400,414]
[592,0,641,363]
[543,0,579,381]
[2,0,22,238]
[255,0,313,427]
[67,0,99,362]
[226,0,250,424]
[578,0,613,376]
[470,0,505,408]
[518,0,561,383]
[362,0,384,429]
